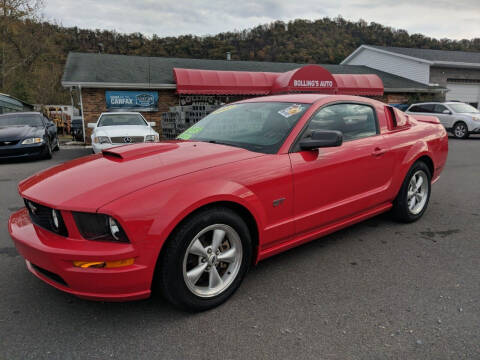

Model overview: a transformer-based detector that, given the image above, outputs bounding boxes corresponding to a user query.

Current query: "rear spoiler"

[411,115,441,125]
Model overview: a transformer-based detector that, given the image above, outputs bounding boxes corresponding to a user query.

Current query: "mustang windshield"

[177,102,310,153]
[0,114,43,127]
[98,114,147,127]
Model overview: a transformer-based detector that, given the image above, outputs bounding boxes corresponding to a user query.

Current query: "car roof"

[0,111,42,117]
[100,112,142,115]
[238,94,380,105]
[409,102,453,106]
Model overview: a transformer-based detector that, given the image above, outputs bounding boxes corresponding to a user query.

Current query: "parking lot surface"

[0,140,479,360]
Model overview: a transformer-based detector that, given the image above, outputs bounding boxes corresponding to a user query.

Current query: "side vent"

[386,106,409,129]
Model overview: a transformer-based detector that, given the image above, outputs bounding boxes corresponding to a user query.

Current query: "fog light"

[108,216,121,240]
[51,209,60,230]
[73,258,135,269]
[73,261,105,268]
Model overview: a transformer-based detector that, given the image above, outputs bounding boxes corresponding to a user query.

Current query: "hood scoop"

[102,143,179,161]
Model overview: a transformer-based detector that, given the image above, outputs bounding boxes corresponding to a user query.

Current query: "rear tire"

[452,121,469,139]
[156,207,252,312]
[392,161,431,223]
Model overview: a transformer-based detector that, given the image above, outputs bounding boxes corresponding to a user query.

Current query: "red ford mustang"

[9,94,448,311]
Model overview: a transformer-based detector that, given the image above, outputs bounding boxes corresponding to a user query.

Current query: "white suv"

[88,112,160,153]
[406,102,480,139]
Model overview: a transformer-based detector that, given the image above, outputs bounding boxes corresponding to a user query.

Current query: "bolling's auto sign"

[293,80,334,88]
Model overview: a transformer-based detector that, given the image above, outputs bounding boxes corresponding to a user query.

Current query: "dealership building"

[62,52,444,142]
[342,45,480,108]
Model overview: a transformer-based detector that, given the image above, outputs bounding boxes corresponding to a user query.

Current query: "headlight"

[21,137,43,144]
[472,116,480,121]
[93,136,111,144]
[145,134,159,142]
[72,212,129,243]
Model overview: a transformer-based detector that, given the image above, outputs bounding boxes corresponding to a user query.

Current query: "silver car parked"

[406,102,480,139]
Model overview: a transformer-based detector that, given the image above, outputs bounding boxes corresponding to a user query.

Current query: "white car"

[88,112,159,153]
[406,102,480,139]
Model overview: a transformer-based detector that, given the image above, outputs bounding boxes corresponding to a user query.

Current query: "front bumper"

[8,208,152,301]
[0,142,46,159]
[469,126,480,134]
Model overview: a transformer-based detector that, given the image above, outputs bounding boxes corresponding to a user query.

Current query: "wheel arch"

[416,154,434,178]
[390,140,436,200]
[156,200,260,271]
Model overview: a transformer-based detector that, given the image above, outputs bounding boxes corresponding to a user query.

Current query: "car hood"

[19,141,263,211]
[0,125,43,141]
[94,125,156,137]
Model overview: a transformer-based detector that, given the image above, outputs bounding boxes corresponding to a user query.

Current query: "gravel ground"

[0,138,479,360]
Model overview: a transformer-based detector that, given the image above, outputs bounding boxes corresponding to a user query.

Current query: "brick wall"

[81,88,177,144]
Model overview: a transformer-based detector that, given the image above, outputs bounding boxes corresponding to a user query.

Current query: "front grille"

[110,136,144,144]
[24,199,68,236]
[0,140,19,146]
[31,263,68,286]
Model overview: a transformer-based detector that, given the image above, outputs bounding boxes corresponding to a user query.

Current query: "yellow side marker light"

[73,258,135,269]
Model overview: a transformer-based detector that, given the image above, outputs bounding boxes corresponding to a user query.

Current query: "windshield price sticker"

[177,126,203,140]
[278,104,304,118]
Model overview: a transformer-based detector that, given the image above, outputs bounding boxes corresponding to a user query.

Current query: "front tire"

[452,121,469,139]
[392,161,431,223]
[156,207,252,311]
[53,136,60,151]
[42,140,53,159]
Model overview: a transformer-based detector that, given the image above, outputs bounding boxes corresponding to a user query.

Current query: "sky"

[42,0,480,40]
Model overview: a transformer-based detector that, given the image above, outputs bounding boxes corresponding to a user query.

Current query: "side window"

[306,103,378,142]
[412,104,434,113]
[434,104,448,114]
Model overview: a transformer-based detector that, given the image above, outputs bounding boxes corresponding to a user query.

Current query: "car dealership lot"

[0,141,479,359]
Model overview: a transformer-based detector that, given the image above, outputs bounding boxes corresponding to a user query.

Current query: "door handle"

[371,147,388,157]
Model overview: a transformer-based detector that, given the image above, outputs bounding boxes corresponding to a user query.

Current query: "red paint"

[174,65,384,96]
[9,94,448,301]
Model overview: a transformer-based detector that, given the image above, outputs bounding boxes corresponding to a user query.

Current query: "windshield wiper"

[204,140,240,147]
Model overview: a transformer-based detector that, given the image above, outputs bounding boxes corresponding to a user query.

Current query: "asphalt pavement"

[0,138,479,360]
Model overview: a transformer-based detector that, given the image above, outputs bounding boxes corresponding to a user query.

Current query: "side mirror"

[442,109,451,114]
[299,130,343,150]
[87,123,96,129]
[148,122,156,127]
[47,122,55,127]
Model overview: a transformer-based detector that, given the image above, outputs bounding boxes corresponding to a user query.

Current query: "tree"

[0,0,43,97]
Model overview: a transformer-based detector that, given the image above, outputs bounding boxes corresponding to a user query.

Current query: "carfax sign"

[105,91,159,111]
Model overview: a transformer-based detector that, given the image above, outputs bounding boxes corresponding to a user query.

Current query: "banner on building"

[105,91,158,111]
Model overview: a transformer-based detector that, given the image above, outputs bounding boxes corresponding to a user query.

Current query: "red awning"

[173,68,278,95]
[271,65,337,94]
[173,66,384,96]
[333,74,383,96]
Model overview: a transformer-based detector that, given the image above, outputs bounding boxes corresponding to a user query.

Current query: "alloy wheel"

[454,123,467,138]
[182,224,243,298]
[407,170,428,215]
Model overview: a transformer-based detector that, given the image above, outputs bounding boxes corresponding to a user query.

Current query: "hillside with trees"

[1,0,480,104]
